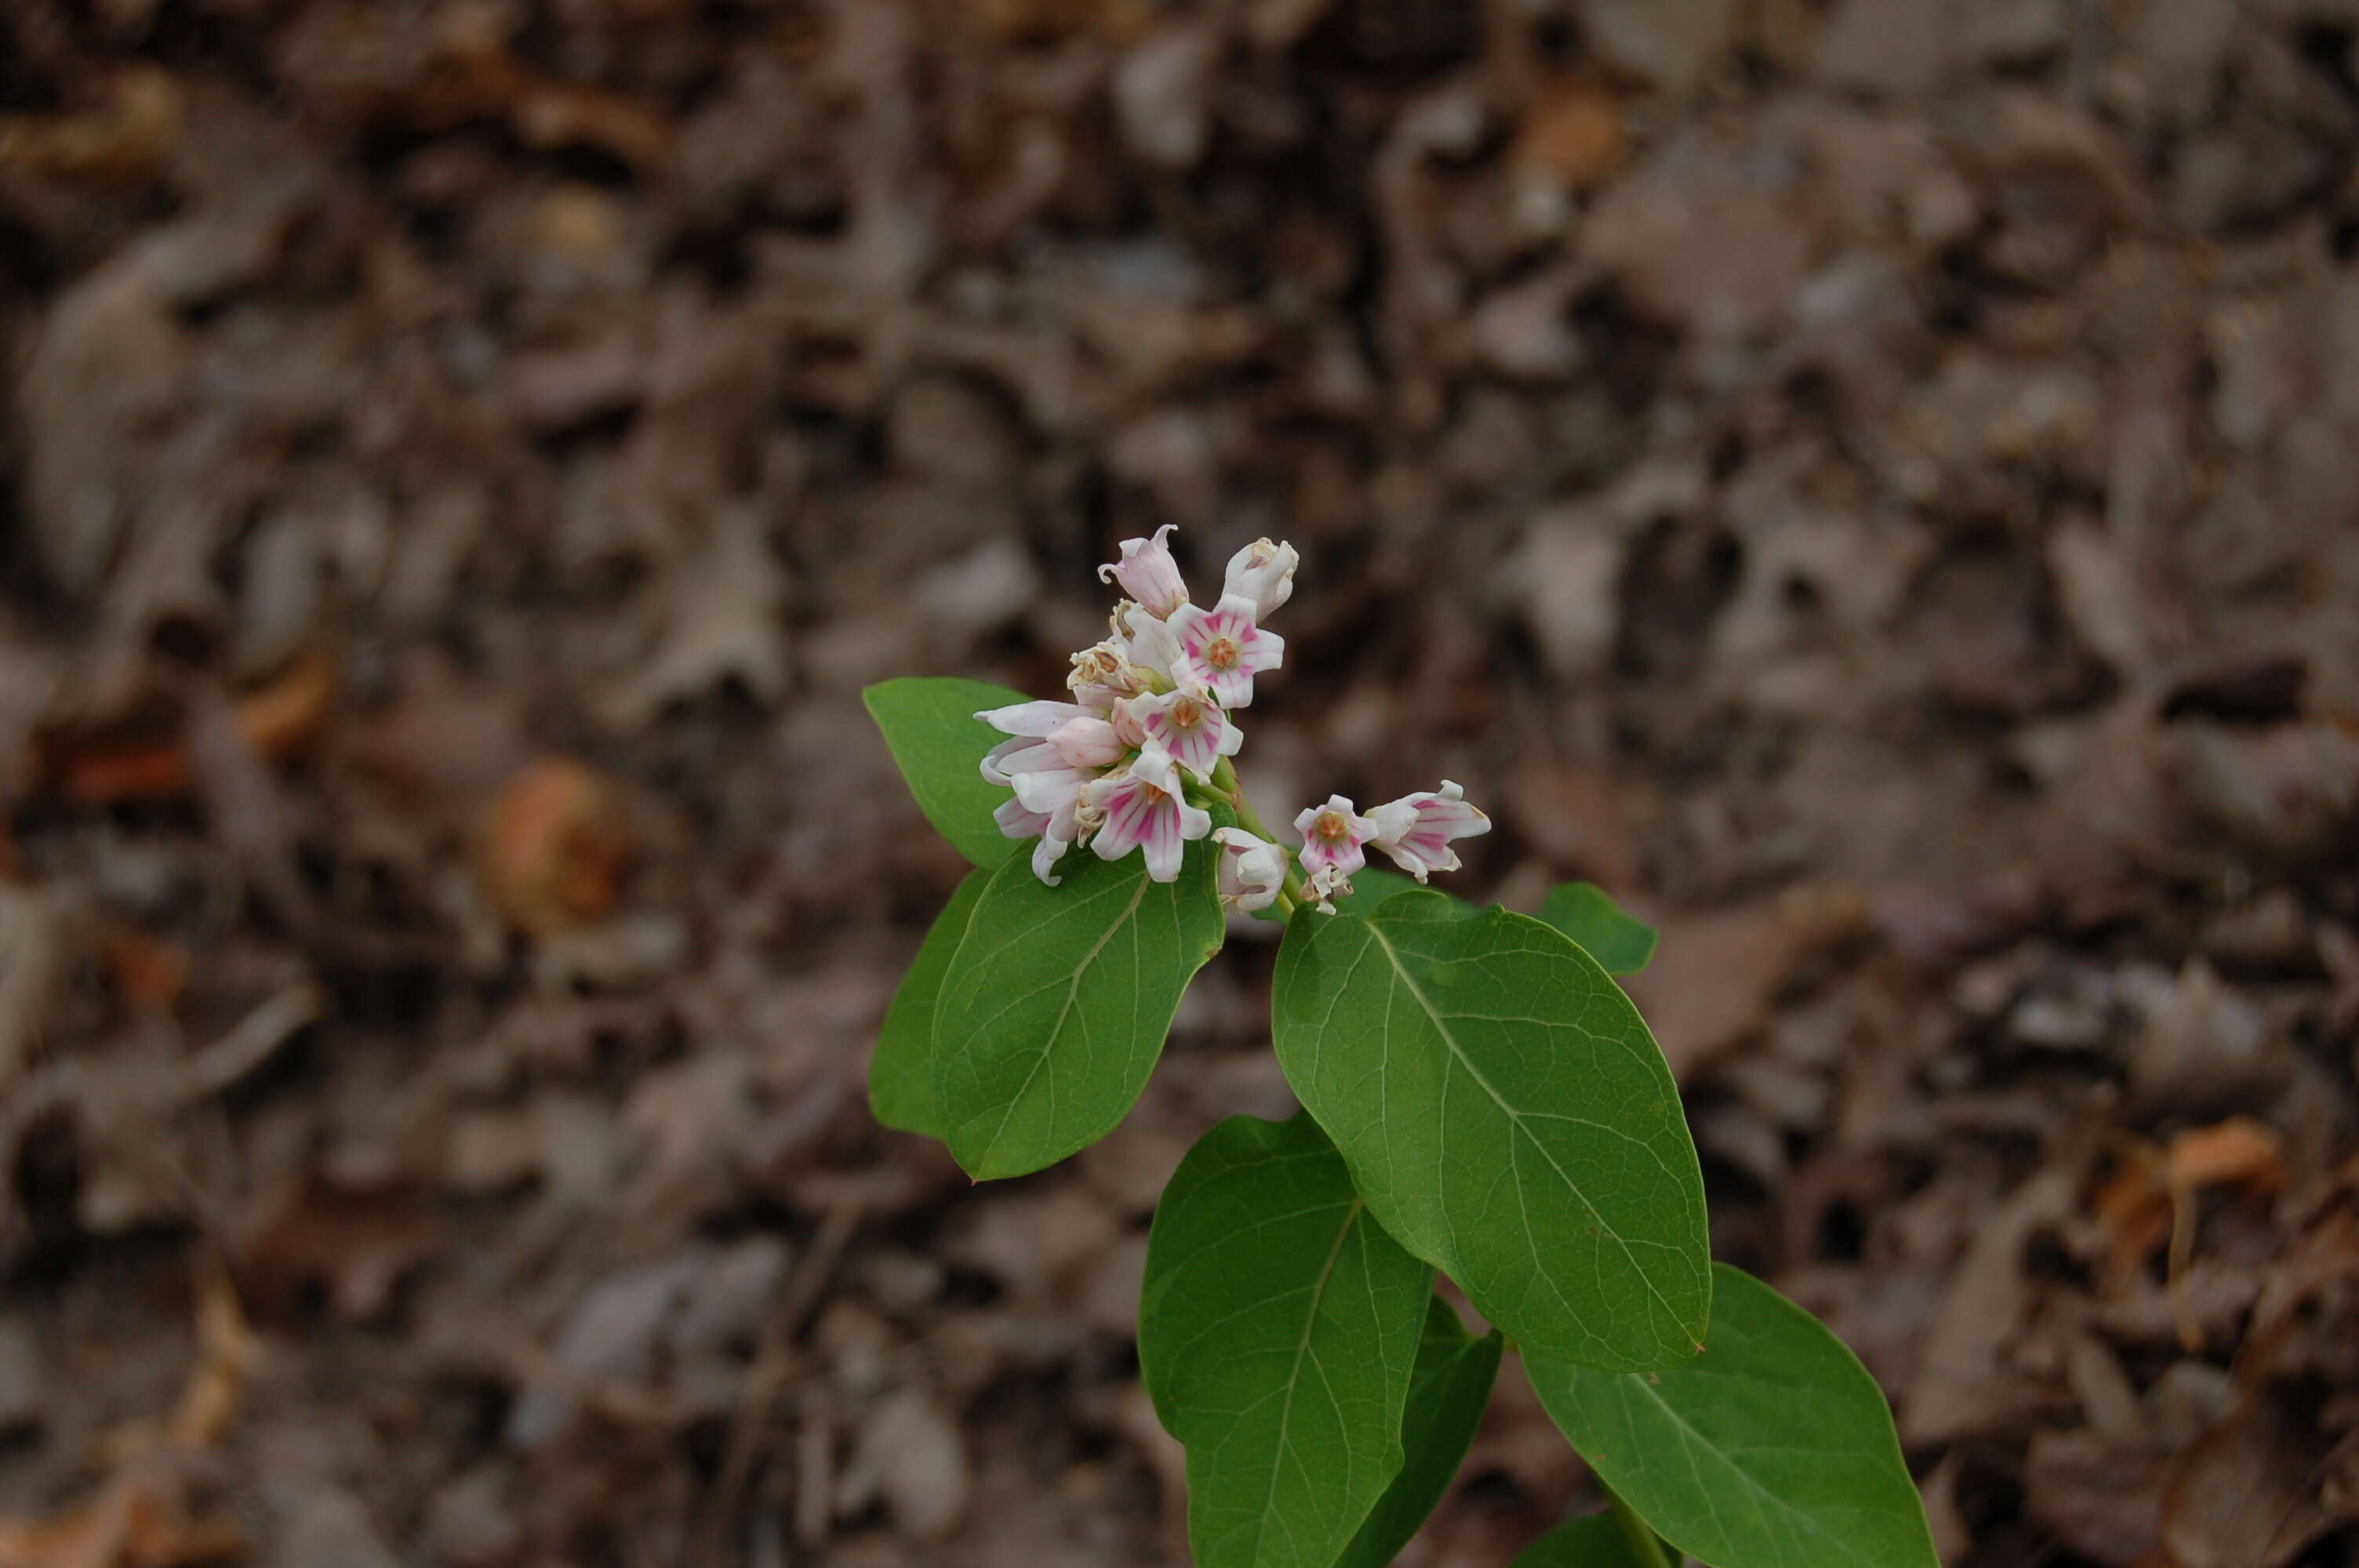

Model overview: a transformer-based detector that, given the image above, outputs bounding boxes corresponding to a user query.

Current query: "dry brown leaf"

[1511,76,1627,192]
[0,67,185,187]
[1625,888,1866,1079]
[56,653,340,806]
[234,1173,439,1323]
[0,1457,243,1568]
[474,758,638,938]
[95,930,190,1015]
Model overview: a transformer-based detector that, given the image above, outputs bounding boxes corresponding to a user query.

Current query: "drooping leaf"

[862,677,1030,867]
[1333,1294,1503,1568]
[1512,1515,1674,1566]
[1272,891,1710,1371]
[932,834,1225,1178]
[870,866,990,1136]
[1140,1115,1432,1568]
[1535,883,1658,976]
[1526,1264,1940,1568]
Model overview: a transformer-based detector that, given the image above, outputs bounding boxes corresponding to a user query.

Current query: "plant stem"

[1209,757,1309,916]
[1604,1483,1674,1568]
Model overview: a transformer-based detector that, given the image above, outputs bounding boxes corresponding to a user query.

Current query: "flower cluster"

[978,528,1488,910]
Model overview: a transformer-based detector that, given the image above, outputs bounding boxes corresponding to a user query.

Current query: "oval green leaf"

[1535,883,1658,976]
[1271,891,1710,1371]
[1140,1115,1432,1568]
[862,677,1030,868]
[870,866,991,1137]
[932,835,1225,1178]
[1334,1294,1503,1568]
[1512,1515,1674,1566]
[1526,1264,1940,1568]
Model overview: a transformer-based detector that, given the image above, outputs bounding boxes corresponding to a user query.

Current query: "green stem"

[1209,757,1310,918]
[1604,1483,1674,1568]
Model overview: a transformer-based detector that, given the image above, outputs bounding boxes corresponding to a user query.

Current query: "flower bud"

[1222,537,1298,620]
[1098,524,1190,619]
[1211,827,1286,913]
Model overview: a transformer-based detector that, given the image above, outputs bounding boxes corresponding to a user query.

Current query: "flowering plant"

[866,534,1936,1568]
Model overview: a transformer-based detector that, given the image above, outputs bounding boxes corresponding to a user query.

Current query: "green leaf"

[870,867,990,1137]
[932,835,1226,1178]
[1334,1295,1503,1568]
[1140,1115,1432,1568]
[1534,883,1657,976]
[1512,1515,1674,1567]
[1526,1264,1940,1568]
[862,677,1030,867]
[1271,891,1710,1372]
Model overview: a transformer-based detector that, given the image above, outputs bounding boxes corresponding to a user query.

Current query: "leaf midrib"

[1622,1370,1887,1568]
[1239,1196,1363,1568]
[973,868,1153,1168]
[1360,917,1687,1342]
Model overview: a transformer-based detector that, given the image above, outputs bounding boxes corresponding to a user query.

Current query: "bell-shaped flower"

[1168,593,1285,709]
[1211,827,1286,913]
[977,699,1096,785]
[1097,524,1190,619]
[1045,714,1125,769]
[1222,537,1298,621]
[1084,742,1211,883]
[1368,780,1491,883]
[1125,686,1241,781]
[1294,795,1376,884]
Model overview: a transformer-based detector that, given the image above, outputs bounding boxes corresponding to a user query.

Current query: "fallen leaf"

[838,1387,971,1539]
[1902,1166,2076,1445]
[0,67,185,187]
[1625,887,1866,1079]
[0,1454,243,1568]
[57,654,340,805]
[474,758,637,938]
[1511,76,1626,192]
[234,1173,439,1323]
[96,930,190,1015]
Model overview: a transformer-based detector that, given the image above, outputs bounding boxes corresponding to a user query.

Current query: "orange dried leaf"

[1512,76,1627,192]
[58,655,339,806]
[0,67,184,187]
[475,758,638,938]
[233,652,340,764]
[2164,1116,2286,1197]
[96,931,191,1014]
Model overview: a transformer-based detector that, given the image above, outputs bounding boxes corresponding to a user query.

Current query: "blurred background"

[2,0,2357,1563]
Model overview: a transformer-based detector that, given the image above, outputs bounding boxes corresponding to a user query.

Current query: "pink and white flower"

[1368,780,1491,882]
[1045,714,1125,768]
[1223,537,1298,621]
[1085,743,1211,883]
[1097,524,1190,619]
[1294,795,1376,884]
[1125,687,1241,781]
[1168,593,1285,709]
[976,699,1096,786]
[1211,827,1286,913]
[976,700,1128,885]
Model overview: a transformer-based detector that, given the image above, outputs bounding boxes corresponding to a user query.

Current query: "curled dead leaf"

[474,758,637,938]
